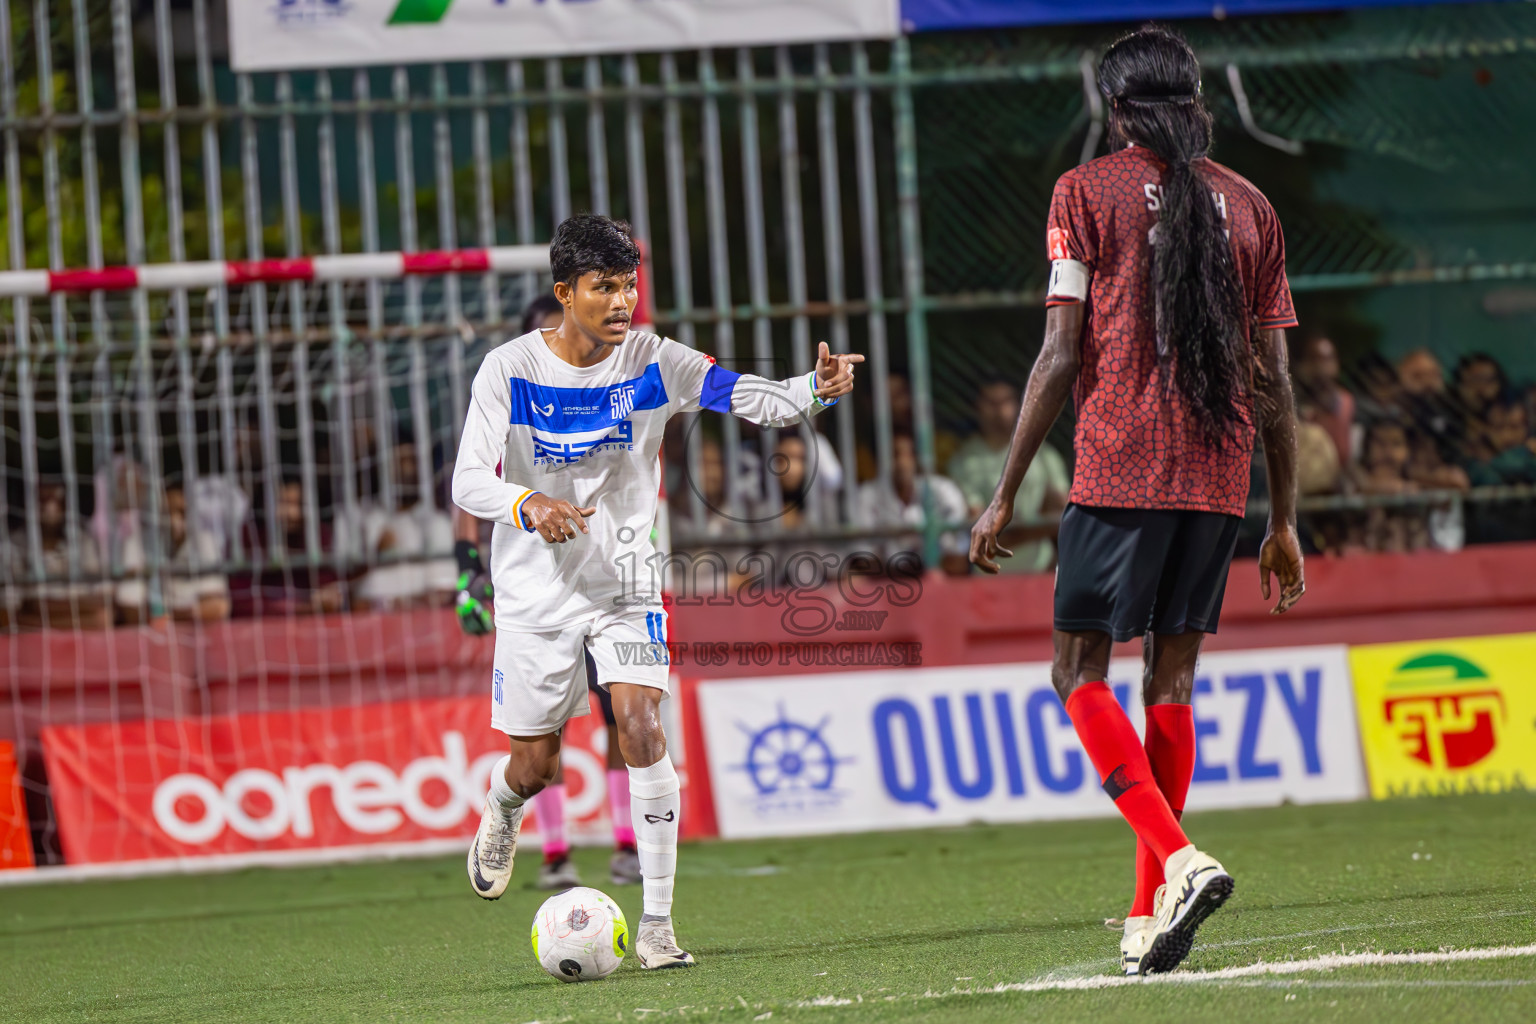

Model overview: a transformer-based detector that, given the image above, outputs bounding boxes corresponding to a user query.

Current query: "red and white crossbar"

[0,245,548,297]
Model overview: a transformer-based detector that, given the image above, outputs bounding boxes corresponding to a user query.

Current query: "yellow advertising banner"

[1349,633,1536,799]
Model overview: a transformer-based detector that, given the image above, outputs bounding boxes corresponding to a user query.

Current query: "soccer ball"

[531,886,628,982]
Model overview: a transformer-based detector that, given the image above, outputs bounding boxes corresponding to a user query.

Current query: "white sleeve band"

[1047,259,1090,302]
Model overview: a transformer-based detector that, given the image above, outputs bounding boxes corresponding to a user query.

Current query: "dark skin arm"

[1254,326,1306,614]
[971,303,1083,572]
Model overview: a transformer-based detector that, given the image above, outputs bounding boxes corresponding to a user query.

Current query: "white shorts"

[490,605,670,737]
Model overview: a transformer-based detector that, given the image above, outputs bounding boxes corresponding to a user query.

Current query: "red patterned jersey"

[1045,145,1298,516]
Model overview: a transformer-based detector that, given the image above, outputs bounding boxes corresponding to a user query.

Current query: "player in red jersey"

[970,26,1306,976]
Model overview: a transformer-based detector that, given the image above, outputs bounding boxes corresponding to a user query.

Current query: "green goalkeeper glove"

[454,540,494,636]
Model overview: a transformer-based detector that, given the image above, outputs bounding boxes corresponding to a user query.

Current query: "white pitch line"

[782,944,1536,1008]
[1201,907,1534,950]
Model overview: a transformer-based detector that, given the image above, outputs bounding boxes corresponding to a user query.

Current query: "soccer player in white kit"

[453,215,861,968]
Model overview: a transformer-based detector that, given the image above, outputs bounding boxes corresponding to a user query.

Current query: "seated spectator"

[1351,351,1403,433]
[1396,348,1457,460]
[1294,332,1355,465]
[1295,397,1342,497]
[947,378,1068,573]
[1463,394,1536,544]
[347,435,457,611]
[187,471,251,565]
[90,446,151,571]
[1397,347,1445,399]
[118,485,232,623]
[1464,395,1536,486]
[1451,353,1508,462]
[854,433,970,575]
[855,373,958,481]
[12,481,112,630]
[1350,419,1429,553]
[231,475,345,617]
[1406,431,1468,553]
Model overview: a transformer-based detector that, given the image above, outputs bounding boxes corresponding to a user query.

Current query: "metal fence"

[2,0,1535,623]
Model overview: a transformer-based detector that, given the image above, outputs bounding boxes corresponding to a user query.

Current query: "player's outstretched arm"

[971,303,1082,573]
[665,337,862,429]
[1254,326,1305,614]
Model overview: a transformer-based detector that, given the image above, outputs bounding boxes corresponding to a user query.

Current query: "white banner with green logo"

[230,0,899,72]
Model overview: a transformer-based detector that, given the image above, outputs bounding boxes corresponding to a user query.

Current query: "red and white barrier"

[0,245,549,297]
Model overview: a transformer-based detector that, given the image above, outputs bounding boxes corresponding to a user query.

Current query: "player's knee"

[505,752,560,797]
[618,714,666,768]
[611,691,666,768]
[1050,666,1083,703]
[1142,679,1192,706]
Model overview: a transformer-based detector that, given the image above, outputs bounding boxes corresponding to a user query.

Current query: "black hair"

[1100,26,1249,449]
[548,214,641,288]
[1454,351,1506,384]
[520,294,565,335]
[977,376,1019,395]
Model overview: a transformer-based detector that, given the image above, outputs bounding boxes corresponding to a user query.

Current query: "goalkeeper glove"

[454,540,494,636]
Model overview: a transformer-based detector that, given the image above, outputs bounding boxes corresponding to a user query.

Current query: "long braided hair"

[1100,27,1251,448]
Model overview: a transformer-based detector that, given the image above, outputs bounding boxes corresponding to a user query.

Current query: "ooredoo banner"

[1348,632,1536,800]
[41,696,623,865]
[698,646,1366,839]
[230,1,899,73]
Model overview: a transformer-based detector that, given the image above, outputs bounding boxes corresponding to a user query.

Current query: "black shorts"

[585,649,617,726]
[1053,504,1242,643]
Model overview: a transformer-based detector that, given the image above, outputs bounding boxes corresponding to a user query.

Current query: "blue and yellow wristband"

[511,489,540,532]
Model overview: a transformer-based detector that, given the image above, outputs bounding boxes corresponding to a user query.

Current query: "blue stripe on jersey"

[507,362,669,433]
[700,363,741,414]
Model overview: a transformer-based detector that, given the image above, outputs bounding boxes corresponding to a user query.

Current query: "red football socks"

[1063,682,1190,865]
[1130,702,1196,917]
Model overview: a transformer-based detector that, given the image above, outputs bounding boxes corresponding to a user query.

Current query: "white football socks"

[628,753,680,919]
[488,755,526,814]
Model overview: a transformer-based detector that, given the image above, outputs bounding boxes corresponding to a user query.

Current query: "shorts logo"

[645,611,669,665]
[493,669,504,706]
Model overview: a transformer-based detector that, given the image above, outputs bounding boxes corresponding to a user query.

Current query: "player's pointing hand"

[521,493,596,544]
[814,340,864,402]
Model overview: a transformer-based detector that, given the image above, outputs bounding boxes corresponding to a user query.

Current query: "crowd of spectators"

[0,425,459,631]
[5,304,1536,628]
[1289,334,1536,555]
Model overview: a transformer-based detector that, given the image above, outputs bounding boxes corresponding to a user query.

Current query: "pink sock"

[608,768,635,848]
[533,784,569,861]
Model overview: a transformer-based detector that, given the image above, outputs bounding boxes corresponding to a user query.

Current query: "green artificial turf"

[2,793,1532,1023]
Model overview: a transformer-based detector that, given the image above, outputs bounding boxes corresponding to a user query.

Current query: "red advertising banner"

[0,741,35,869]
[40,695,650,866]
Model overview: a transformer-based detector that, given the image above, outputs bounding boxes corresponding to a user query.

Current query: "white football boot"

[634,917,696,970]
[467,795,524,900]
[1139,846,1234,975]
[1120,914,1155,976]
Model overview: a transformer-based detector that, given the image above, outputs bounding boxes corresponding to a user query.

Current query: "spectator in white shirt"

[854,432,970,575]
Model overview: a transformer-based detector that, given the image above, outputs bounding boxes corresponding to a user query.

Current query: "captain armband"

[1046,259,1090,305]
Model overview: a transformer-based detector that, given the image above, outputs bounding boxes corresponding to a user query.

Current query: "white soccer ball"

[531,886,628,983]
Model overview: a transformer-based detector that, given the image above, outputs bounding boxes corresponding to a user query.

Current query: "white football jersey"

[453,328,828,631]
